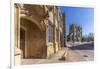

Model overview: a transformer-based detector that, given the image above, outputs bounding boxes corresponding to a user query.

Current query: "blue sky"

[60,6,94,35]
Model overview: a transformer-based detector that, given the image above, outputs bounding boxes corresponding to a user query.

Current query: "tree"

[88,33,94,41]
[82,33,94,42]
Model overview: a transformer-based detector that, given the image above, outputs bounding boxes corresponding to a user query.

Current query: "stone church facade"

[14,4,66,65]
[67,24,82,42]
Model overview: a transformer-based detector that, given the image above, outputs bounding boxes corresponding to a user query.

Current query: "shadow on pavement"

[69,42,94,50]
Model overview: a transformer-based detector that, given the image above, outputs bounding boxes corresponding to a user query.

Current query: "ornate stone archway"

[20,18,47,58]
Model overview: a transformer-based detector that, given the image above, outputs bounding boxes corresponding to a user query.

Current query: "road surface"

[68,42,94,61]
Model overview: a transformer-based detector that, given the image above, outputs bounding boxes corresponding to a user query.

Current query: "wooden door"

[20,28,25,58]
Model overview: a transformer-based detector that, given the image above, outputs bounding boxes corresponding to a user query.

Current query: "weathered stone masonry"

[14,4,66,65]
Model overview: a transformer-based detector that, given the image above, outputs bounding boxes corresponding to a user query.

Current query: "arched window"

[48,23,53,42]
